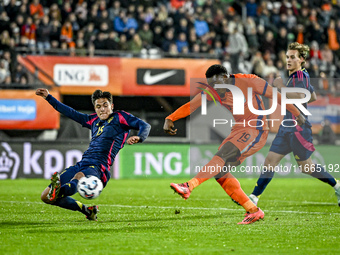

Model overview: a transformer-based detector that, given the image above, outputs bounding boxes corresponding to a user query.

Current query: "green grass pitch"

[0,178,339,255]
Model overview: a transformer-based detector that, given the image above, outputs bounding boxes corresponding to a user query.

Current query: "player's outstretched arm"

[273,77,305,99]
[251,76,305,126]
[266,84,305,125]
[309,91,317,103]
[163,93,202,135]
[35,88,91,128]
[119,111,151,143]
[295,114,306,126]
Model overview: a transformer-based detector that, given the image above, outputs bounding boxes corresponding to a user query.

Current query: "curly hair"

[205,64,228,78]
[91,90,113,106]
[288,42,310,66]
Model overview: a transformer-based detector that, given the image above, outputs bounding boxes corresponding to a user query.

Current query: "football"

[77,176,103,199]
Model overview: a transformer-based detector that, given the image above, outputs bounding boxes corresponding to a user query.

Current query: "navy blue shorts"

[59,162,110,187]
[270,127,315,161]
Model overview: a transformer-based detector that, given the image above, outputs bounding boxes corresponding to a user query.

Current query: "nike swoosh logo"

[143,70,177,85]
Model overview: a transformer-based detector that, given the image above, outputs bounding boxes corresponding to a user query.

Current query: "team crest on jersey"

[96,126,104,136]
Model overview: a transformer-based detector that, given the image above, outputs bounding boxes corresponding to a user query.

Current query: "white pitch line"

[147,198,337,206]
[1,200,340,216]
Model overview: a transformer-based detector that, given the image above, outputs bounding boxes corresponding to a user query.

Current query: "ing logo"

[89,69,102,81]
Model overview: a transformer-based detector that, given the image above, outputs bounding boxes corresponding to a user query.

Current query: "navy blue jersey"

[46,95,151,178]
[280,68,314,132]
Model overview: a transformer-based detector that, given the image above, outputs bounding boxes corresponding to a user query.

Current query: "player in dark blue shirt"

[248,42,340,206]
[36,88,151,220]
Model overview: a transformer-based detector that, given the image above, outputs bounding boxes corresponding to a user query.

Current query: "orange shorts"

[218,128,268,163]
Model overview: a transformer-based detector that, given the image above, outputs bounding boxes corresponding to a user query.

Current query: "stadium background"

[0,0,339,180]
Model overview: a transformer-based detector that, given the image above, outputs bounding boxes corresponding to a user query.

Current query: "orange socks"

[187,155,225,191]
[187,178,199,191]
[186,155,257,214]
[216,173,257,213]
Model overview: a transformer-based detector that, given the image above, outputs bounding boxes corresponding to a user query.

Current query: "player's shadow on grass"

[0,221,56,228]
[102,212,238,223]
[25,225,171,234]
[290,202,337,207]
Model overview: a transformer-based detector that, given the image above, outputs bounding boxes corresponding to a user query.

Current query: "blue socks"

[252,170,275,197]
[309,164,337,187]
[252,164,337,197]
[59,179,79,197]
[52,196,89,216]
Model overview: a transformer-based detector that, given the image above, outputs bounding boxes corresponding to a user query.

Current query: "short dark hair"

[91,90,113,105]
[205,64,228,78]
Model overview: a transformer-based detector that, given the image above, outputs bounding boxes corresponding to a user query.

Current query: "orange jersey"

[219,73,269,130]
[166,73,301,131]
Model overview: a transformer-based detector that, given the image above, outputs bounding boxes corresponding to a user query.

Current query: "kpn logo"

[197,82,312,127]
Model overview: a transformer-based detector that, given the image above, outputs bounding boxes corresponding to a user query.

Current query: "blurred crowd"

[1,0,340,93]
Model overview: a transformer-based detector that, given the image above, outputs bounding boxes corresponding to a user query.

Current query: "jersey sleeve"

[46,94,93,129]
[246,74,271,96]
[247,75,302,117]
[301,71,314,94]
[116,111,151,142]
[166,93,202,122]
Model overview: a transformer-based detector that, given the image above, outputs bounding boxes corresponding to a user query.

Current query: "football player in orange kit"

[164,64,305,224]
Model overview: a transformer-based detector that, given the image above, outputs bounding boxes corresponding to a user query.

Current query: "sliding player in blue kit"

[248,42,340,206]
[36,88,151,220]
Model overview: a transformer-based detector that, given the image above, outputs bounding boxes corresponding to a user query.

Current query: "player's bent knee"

[73,172,85,180]
[216,144,240,163]
[263,159,278,171]
[41,188,52,204]
[299,163,313,174]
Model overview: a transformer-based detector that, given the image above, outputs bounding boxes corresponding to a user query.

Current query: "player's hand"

[296,114,306,126]
[35,88,49,99]
[127,136,140,145]
[272,77,284,89]
[163,119,177,135]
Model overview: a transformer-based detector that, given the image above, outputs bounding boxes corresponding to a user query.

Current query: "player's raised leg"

[170,141,239,199]
[170,155,226,199]
[58,172,85,198]
[41,181,99,220]
[41,166,101,220]
[291,129,340,206]
[54,196,99,221]
[47,172,61,201]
